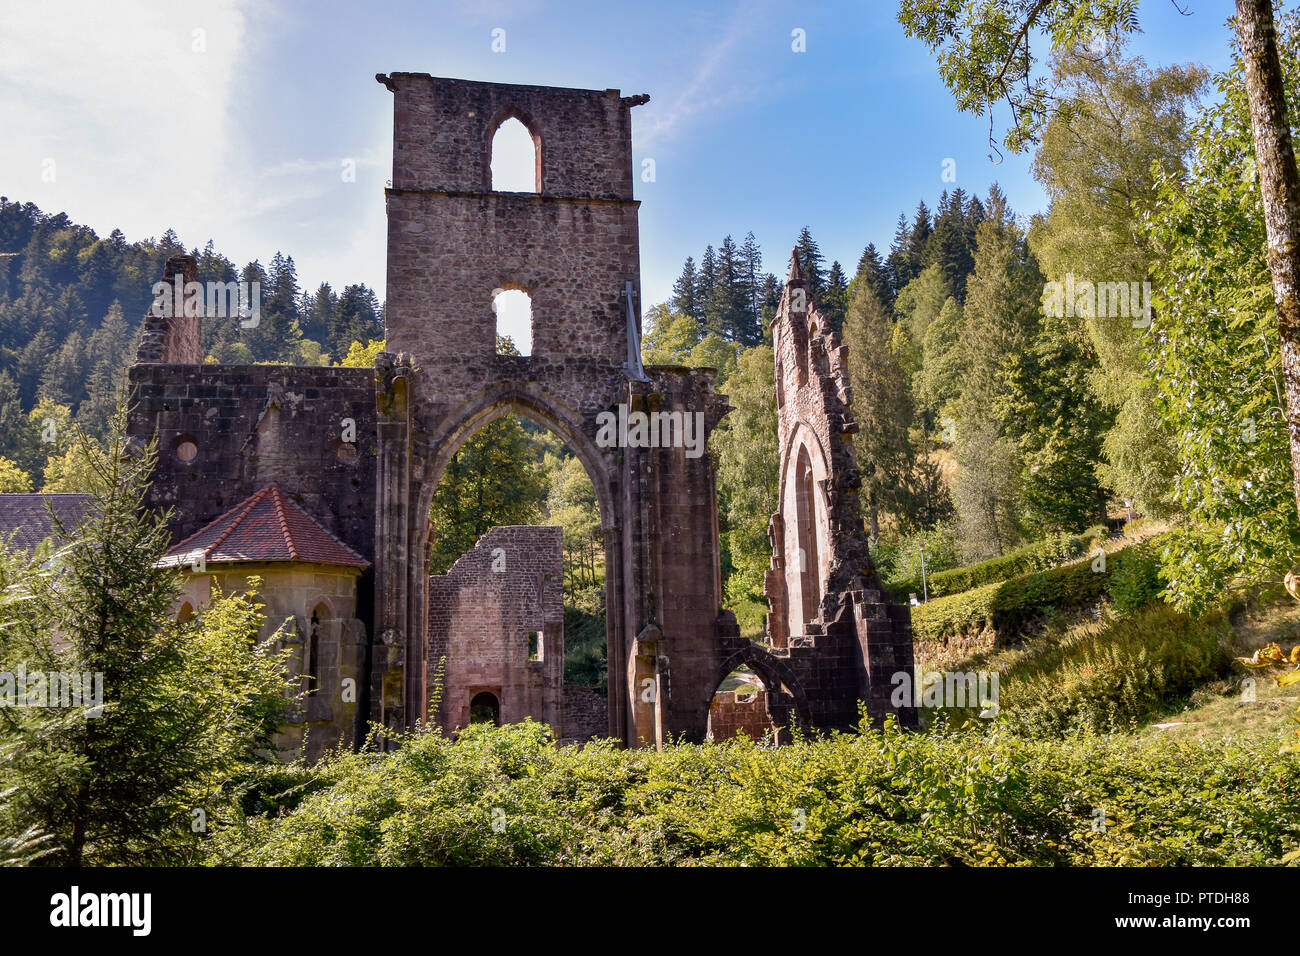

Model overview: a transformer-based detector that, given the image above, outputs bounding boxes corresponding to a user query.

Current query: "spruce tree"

[886,212,914,295]
[822,261,849,333]
[795,227,826,299]
[0,407,293,865]
[671,257,700,323]
[852,242,893,313]
[842,282,926,537]
[951,185,1039,559]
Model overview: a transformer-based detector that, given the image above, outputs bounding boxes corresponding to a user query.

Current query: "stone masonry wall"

[561,684,609,743]
[427,525,566,735]
[708,682,774,742]
[126,363,378,562]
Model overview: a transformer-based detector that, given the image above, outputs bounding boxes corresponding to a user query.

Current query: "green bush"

[874,523,962,592]
[563,606,606,692]
[1108,540,1163,612]
[204,718,1300,866]
[887,528,1107,602]
[996,603,1233,738]
[910,537,1165,642]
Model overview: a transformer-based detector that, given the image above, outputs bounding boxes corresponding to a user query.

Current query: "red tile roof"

[158,486,369,569]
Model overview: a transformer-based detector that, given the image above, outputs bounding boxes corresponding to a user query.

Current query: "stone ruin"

[123,74,917,755]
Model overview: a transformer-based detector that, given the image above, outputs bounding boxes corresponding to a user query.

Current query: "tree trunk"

[1237,0,1300,518]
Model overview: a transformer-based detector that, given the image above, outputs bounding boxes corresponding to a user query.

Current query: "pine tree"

[78,302,132,442]
[906,201,933,280]
[886,212,914,295]
[1000,310,1111,530]
[738,232,764,344]
[302,282,338,348]
[795,227,826,299]
[821,261,849,333]
[950,185,1039,559]
[670,257,700,323]
[842,282,929,536]
[329,284,383,359]
[852,243,893,313]
[696,244,717,320]
[925,186,978,299]
[711,346,779,603]
[0,407,293,865]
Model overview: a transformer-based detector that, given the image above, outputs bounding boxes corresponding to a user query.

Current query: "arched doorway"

[469,692,501,725]
[423,406,610,741]
[706,664,777,743]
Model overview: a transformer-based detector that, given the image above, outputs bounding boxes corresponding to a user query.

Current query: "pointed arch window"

[490,115,541,192]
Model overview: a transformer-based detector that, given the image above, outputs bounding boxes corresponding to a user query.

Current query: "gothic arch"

[777,421,831,634]
[411,387,616,530]
[483,107,543,193]
[712,642,811,736]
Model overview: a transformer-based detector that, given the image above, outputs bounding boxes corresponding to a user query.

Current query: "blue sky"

[0,0,1236,313]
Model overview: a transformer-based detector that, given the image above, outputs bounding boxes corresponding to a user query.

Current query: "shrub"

[874,522,963,592]
[910,537,1166,642]
[204,719,1300,866]
[887,529,1099,602]
[1109,540,1163,612]
[996,603,1233,737]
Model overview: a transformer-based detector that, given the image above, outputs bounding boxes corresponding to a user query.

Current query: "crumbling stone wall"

[126,72,917,755]
[708,682,774,742]
[427,525,566,734]
[135,255,202,365]
[734,252,918,730]
[127,363,377,561]
[376,74,732,747]
[561,685,609,743]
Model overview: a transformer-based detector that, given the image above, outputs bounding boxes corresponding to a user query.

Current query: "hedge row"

[910,538,1162,643]
[206,718,1300,866]
[887,525,1110,602]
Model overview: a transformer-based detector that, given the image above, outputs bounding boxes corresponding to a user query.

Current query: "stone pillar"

[374,352,413,735]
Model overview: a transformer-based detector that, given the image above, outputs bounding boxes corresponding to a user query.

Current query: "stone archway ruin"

[127,73,917,752]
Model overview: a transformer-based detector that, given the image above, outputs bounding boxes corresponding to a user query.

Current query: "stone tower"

[373,75,731,746]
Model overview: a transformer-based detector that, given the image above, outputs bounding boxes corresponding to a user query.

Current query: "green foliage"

[0,406,294,865]
[642,305,702,364]
[1107,539,1162,613]
[0,455,31,492]
[712,345,779,605]
[898,0,1145,154]
[1029,48,1205,516]
[914,295,965,422]
[1148,15,1300,614]
[428,415,550,574]
[563,606,606,691]
[893,263,950,351]
[951,187,1041,560]
[888,527,1104,601]
[999,310,1111,532]
[337,338,386,367]
[997,603,1232,738]
[910,536,1161,642]
[0,199,381,444]
[873,521,963,594]
[843,282,937,535]
[204,718,1300,866]
[546,455,602,605]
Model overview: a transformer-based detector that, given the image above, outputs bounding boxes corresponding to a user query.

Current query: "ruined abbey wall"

[426,525,566,734]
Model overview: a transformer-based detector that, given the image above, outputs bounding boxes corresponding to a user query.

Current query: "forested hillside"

[0,198,382,491]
